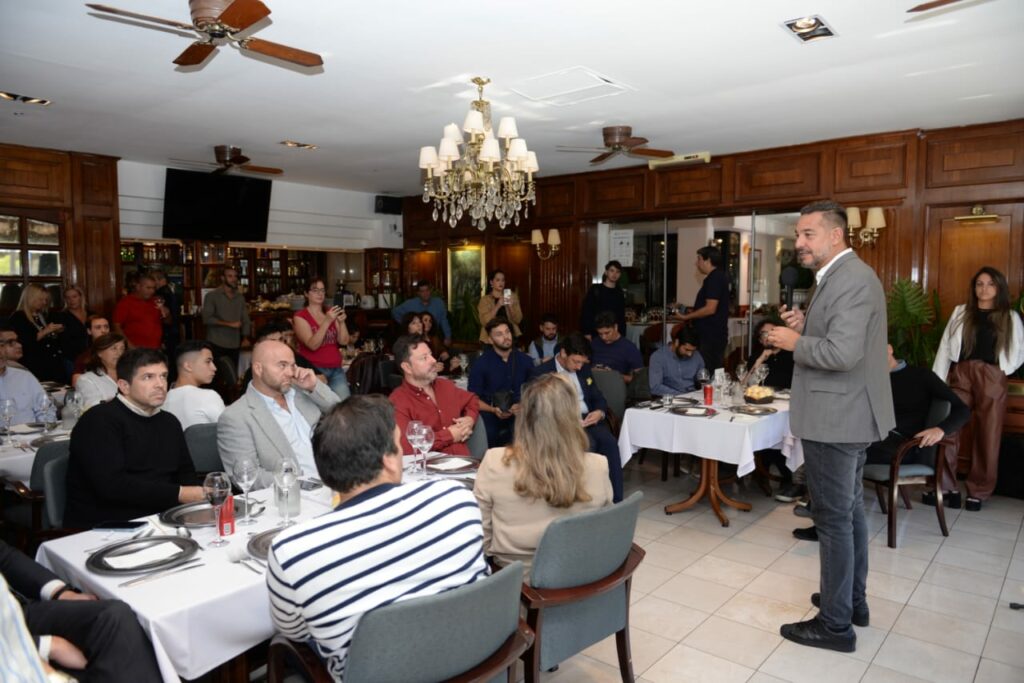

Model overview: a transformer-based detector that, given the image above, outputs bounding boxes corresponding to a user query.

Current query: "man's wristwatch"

[51,585,79,600]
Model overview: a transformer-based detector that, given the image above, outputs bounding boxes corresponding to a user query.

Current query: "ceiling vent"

[648,151,711,170]
[510,66,632,107]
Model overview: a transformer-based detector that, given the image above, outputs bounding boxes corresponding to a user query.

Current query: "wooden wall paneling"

[535,180,575,219]
[835,139,910,194]
[0,144,71,208]
[734,151,822,203]
[69,153,120,315]
[487,236,533,330]
[403,247,442,296]
[926,125,1024,189]
[581,171,646,217]
[79,217,121,316]
[652,164,724,209]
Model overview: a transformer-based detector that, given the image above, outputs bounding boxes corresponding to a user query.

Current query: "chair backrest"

[43,452,70,528]
[346,352,389,395]
[628,366,651,403]
[184,422,223,473]
[466,417,488,459]
[530,491,642,589]
[344,562,524,683]
[925,399,951,429]
[592,368,627,422]
[28,439,71,491]
[376,358,397,390]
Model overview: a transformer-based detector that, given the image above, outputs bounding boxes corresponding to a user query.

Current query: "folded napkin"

[428,457,474,471]
[105,541,183,569]
[9,424,43,434]
[728,414,759,424]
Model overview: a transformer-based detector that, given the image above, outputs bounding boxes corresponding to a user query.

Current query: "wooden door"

[488,239,532,330]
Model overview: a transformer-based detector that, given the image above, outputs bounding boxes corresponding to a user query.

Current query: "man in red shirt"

[112,274,167,349]
[389,335,478,456]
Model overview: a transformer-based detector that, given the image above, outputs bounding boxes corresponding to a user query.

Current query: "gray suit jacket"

[790,251,895,443]
[217,381,341,489]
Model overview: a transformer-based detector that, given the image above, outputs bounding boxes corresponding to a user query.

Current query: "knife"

[118,559,203,588]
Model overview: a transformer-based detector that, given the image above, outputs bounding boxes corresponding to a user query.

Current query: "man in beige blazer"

[766,200,895,654]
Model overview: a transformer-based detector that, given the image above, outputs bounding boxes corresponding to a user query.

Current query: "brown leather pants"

[940,360,1008,500]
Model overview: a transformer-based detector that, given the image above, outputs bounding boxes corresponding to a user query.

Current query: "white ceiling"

[2,0,1022,196]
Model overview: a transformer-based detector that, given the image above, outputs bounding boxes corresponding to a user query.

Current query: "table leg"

[664,457,710,515]
[663,456,753,526]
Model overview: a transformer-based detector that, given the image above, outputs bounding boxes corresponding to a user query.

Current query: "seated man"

[468,319,533,448]
[65,348,204,528]
[0,324,28,370]
[240,319,322,388]
[531,333,623,502]
[71,315,111,381]
[164,340,225,430]
[591,310,644,383]
[267,395,488,680]
[218,339,340,489]
[649,325,705,396]
[0,323,52,424]
[527,313,561,366]
[389,335,478,456]
[1,540,161,682]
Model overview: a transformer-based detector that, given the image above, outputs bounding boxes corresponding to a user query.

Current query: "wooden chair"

[268,562,533,683]
[521,491,645,683]
[862,399,955,548]
[0,440,71,550]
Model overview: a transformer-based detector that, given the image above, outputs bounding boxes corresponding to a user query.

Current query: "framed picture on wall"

[447,245,485,341]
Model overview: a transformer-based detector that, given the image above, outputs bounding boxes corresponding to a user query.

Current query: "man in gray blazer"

[766,200,895,653]
[218,340,341,489]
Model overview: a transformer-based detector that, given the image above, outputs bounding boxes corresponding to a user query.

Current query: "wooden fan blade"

[173,42,217,66]
[231,153,251,165]
[239,37,323,66]
[907,0,962,11]
[217,0,271,31]
[623,137,649,148]
[85,4,196,31]
[628,148,675,158]
[556,146,609,153]
[590,151,619,164]
[241,164,283,175]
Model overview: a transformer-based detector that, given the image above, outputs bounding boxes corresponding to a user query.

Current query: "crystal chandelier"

[418,77,539,231]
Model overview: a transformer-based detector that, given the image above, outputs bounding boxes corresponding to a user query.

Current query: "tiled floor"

[545,457,1024,683]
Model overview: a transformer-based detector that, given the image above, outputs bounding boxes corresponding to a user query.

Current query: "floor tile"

[635,516,680,542]
[860,594,906,631]
[870,535,941,561]
[919,562,1005,599]
[1008,558,1024,581]
[682,615,781,669]
[657,526,730,554]
[867,546,930,581]
[865,570,918,603]
[767,552,820,582]
[682,555,762,590]
[951,515,1021,541]
[682,510,752,538]
[891,605,989,655]
[941,528,1018,557]
[736,524,800,550]
[859,664,933,682]
[846,625,888,662]
[545,654,631,682]
[907,581,997,625]
[932,545,1010,577]
[747,674,789,683]
[982,625,1024,669]
[631,563,678,594]
[744,570,819,608]
[716,591,807,634]
[651,574,737,613]
[759,640,867,683]
[643,644,754,683]
[639,541,703,572]
[581,626,676,676]
[975,658,1024,683]
[630,595,709,642]
[873,632,979,683]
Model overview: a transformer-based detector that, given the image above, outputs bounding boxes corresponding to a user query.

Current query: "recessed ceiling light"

[280,140,318,150]
[0,91,52,106]
[0,92,18,101]
[783,15,836,43]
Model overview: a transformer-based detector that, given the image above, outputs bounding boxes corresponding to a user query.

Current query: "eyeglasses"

[308,288,326,294]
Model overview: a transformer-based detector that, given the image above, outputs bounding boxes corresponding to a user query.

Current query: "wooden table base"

[663,456,752,526]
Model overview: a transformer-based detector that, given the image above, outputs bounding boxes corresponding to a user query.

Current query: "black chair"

[42,452,70,530]
[0,440,71,548]
[184,423,223,474]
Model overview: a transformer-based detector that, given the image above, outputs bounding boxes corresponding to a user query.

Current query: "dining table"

[617,390,803,526]
[0,428,70,486]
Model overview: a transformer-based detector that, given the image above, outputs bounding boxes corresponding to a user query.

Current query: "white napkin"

[428,457,473,471]
[104,541,183,569]
[729,414,759,424]
[10,424,42,434]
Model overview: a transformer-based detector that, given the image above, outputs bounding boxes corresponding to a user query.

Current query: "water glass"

[417,425,435,477]
[0,398,15,446]
[35,394,58,432]
[234,458,259,526]
[406,420,425,471]
[202,472,231,548]
[274,459,300,526]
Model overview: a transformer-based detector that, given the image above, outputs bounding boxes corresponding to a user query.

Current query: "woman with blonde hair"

[57,285,93,375]
[473,373,613,570]
[9,283,66,382]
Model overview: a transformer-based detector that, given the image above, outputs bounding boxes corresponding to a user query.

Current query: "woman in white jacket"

[932,267,1024,511]
[75,333,126,410]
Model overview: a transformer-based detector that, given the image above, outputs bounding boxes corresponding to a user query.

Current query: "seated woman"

[473,373,613,571]
[743,319,794,389]
[76,333,127,409]
[422,311,462,375]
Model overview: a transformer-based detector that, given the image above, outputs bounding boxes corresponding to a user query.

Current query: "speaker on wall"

[375,195,403,215]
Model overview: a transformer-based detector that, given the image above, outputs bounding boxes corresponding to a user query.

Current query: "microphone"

[781,267,799,309]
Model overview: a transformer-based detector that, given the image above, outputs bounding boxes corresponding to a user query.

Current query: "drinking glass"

[234,458,259,526]
[274,459,300,527]
[417,425,435,477]
[405,420,424,471]
[0,399,15,446]
[35,394,58,433]
[202,472,232,548]
[735,363,747,384]
[695,368,711,388]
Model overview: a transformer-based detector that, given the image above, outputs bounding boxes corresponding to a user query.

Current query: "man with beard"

[469,319,533,447]
[649,325,706,396]
[70,315,111,380]
[527,313,561,366]
[65,348,204,528]
[202,265,251,368]
[217,340,340,489]
[389,335,478,456]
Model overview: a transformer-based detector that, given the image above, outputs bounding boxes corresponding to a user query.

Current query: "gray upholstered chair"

[521,491,645,682]
[467,417,489,459]
[0,439,72,547]
[862,399,954,548]
[626,366,651,405]
[42,451,70,529]
[183,422,223,474]
[268,562,533,683]
[592,368,627,435]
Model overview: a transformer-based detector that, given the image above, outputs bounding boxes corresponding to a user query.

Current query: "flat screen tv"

[162,168,272,241]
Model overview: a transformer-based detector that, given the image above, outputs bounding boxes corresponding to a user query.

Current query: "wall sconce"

[531,229,561,260]
[847,206,885,247]
[953,204,999,224]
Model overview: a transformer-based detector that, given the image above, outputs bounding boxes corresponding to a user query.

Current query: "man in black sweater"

[580,260,626,338]
[65,348,205,528]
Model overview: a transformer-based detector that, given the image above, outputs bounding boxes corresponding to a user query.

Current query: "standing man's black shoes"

[811,592,870,627]
[793,526,818,541]
[780,617,856,653]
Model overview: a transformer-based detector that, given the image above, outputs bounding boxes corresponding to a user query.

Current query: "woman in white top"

[75,333,126,409]
[932,267,1024,511]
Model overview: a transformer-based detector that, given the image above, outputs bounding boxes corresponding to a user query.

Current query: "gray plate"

[728,405,778,416]
[670,406,717,417]
[160,498,259,528]
[29,433,71,448]
[247,528,283,561]
[85,535,198,575]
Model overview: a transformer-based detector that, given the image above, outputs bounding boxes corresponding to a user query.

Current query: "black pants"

[585,421,623,503]
[24,599,162,683]
[699,338,727,373]
[208,343,240,369]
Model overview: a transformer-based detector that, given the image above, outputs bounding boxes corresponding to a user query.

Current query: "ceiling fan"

[84,0,323,68]
[907,0,969,11]
[172,145,283,175]
[557,126,674,164]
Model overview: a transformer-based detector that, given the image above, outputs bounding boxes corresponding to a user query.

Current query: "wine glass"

[417,425,435,477]
[274,459,300,527]
[35,394,58,433]
[405,420,424,471]
[695,368,711,390]
[202,472,231,548]
[0,398,15,447]
[234,458,259,526]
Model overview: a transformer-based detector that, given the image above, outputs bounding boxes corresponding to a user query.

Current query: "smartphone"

[299,479,323,491]
[93,520,148,531]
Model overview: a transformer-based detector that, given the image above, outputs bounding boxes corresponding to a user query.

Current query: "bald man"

[217,340,341,489]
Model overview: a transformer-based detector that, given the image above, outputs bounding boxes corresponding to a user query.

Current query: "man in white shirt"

[164,340,225,429]
[218,340,340,489]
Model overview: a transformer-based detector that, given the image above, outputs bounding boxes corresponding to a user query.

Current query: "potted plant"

[887,279,944,368]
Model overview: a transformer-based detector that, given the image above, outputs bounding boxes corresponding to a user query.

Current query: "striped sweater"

[267,479,489,681]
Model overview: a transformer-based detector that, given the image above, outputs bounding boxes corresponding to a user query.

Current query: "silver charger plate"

[4,423,45,436]
[85,535,198,575]
[30,433,71,448]
[247,528,283,561]
[670,406,717,417]
[160,498,257,528]
[728,405,778,416]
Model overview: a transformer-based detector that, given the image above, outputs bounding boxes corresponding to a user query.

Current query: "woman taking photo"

[76,333,127,409]
[473,373,613,571]
[932,267,1024,511]
[477,270,523,344]
[9,284,66,383]
[56,285,92,377]
[293,277,351,399]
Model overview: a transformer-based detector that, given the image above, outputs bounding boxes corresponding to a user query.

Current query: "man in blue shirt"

[672,246,730,371]
[649,326,705,396]
[468,319,533,448]
[391,280,452,344]
[0,323,51,424]
[591,311,644,384]
[527,313,560,366]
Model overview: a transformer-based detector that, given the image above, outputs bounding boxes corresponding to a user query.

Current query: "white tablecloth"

[617,393,803,477]
[0,429,70,486]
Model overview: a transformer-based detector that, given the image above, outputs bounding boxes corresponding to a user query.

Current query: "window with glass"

[0,209,64,314]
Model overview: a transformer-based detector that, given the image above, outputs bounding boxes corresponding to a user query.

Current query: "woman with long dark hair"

[932,266,1024,511]
[76,333,127,409]
[476,269,522,343]
[743,319,794,389]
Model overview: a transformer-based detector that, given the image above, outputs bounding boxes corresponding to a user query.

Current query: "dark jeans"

[803,439,870,634]
[481,412,515,449]
[585,421,623,503]
[699,338,726,373]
